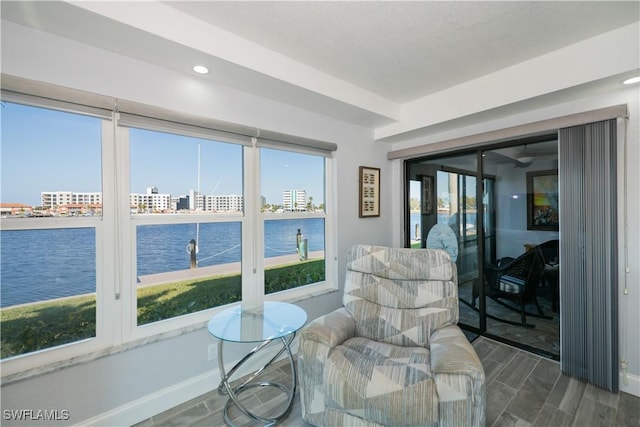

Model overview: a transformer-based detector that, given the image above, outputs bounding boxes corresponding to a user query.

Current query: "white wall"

[493,159,559,259]
[0,21,392,425]
[390,85,640,397]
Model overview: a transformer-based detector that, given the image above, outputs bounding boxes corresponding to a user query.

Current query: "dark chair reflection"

[484,248,550,327]
[537,239,559,312]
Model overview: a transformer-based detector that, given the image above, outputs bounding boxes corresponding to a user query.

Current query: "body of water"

[410,211,477,241]
[0,218,325,307]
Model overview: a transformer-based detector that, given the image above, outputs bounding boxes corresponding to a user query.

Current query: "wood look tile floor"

[458,280,561,357]
[135,337,639,427]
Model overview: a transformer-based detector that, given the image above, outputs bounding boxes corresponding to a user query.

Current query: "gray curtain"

[558,119,618,392]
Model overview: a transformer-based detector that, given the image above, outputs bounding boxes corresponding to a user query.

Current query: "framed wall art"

[359,166,380,218]
[526,169,559,231]
[420,175,435,215]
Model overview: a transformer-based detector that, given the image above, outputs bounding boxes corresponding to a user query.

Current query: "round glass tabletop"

[207,301,307,343]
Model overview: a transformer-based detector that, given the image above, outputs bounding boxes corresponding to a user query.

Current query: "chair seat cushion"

[324,337,438,426]
[499,275,524,293]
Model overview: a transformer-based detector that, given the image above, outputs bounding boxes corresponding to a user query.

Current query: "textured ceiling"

[2,1,639,137]
[164,1,640,103]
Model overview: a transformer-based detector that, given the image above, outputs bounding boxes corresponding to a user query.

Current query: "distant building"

[36,189,242,213]
[41,191,102,208]
[187,190,244,212]
[206,194,243,212]
[57,203,102,216]
[283,190,306,211]
[173,195,190,211]
[130,188,171,213]
[189,189,204,211]
[0,203,34,216]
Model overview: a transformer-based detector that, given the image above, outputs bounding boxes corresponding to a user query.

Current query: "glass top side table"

[207,301,307,426]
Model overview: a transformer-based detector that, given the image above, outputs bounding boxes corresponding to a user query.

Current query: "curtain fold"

[558,119,618,392]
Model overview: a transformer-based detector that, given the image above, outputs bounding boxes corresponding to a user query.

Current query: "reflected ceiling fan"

[515,145,535,166]
[513,143,558,167]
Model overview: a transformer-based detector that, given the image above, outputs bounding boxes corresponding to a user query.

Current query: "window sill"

[265,280,339,304]
[1,282,339,386]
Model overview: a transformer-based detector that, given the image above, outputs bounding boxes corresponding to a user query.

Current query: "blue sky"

[1,102,324,207]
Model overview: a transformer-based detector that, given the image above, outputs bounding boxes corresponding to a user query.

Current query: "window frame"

[258,146,335,301]
[116,125,248,340]
[0,82,338,377]
[0,107,114,376]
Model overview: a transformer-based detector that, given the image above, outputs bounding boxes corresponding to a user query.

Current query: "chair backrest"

[486,248,546,298]
[537,239,559,265]
[343,244,458,347]
[523,248,547,298]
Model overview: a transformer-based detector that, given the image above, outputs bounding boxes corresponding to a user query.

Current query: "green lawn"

[1,259,325,359]
[0,295,97,359]
[137,273,242,325]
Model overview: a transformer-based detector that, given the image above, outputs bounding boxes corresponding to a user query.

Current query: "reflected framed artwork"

[359,166,380,218]
[526,169,559,231]
[420,175,434,215]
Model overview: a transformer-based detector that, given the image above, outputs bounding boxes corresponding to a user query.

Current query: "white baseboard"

[620,371,640,397]
[78,343,298,426]
[77,369,221,427]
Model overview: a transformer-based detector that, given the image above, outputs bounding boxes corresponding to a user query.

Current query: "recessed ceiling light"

[623,76,640,85]
[193,65,209,74]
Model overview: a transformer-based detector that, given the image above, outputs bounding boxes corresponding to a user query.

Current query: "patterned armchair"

[297,245,485,427]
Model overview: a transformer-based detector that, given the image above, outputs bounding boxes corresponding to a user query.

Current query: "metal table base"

[217,333,297,426]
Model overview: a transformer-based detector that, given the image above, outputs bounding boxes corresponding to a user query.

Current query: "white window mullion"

[98,118,118,346]
[254,144,265,300]
[113,121,133,343]
[242,141,263,302]
[324,155,338,288]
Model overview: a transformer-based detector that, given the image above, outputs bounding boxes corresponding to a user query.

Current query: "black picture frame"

[359,166,380,218]
[421,175,434,215]
[526,169,559,231]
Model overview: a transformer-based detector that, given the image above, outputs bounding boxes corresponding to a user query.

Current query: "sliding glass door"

[405,137,560,358]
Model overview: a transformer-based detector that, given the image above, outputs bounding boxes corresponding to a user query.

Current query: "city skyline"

[36,188,317,212]
[1,102,325,207]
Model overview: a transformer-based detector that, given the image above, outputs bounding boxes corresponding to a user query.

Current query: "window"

[0,102,103,359]
[260,148,326,295]
[0,83,336,371]
[129,128,244,325]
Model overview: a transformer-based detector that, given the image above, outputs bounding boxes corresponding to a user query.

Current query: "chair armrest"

[431,325,484,378]
[298,307,356,349]
[430,325,485,427]
[297,307,356,425]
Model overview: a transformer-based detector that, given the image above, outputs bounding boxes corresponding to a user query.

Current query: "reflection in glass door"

[437,170,478,286]
[481,142,559,357]
[409,180,422,248]
[406,154,480,329]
